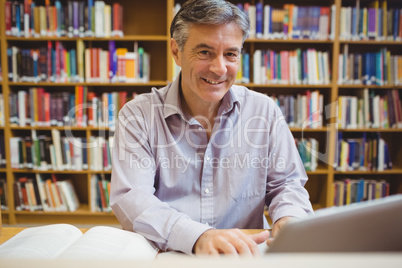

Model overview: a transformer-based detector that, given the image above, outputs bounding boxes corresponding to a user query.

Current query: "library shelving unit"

[0,0,174,225]
[334,0,402,205]
[0,0,401,225]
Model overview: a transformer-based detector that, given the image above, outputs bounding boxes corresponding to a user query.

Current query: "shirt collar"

[164,74,185,119]
[163,73,240,119]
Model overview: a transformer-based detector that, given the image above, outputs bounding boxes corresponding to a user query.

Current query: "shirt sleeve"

[265,104,314,224]
[109,104,212,254]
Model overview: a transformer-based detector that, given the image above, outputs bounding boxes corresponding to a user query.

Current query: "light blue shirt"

[110,75,313,254]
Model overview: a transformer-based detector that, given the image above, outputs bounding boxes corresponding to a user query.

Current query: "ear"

[171,38,182,67]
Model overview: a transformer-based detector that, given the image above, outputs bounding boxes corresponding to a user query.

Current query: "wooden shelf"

[11,169,113,174]
[8,81,168,87]
[289,127,329,132]
[9,126,118,131]
[246,38,333,44]
[10,126,88,131]
[14,205,115,216]
[11,169,93,174]
[340,40,402,45]
[312,203,324,210]
[241,83,332,89]
[338,128,402,132]
[15,204,114,217]
[5,35,168,41]
[306,169,330,175]
[338,84,402,89]
[334,169,402,175]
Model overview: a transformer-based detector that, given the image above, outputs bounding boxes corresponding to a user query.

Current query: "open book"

[0,224,159,260]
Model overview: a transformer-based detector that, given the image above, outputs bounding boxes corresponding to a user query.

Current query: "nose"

[209,55,227,77]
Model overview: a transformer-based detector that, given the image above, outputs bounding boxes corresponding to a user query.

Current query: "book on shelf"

[295,138,319,172]
[0,177,8,210]
[338,89,402,129]
[333,178,390,207]
[4,0,123,38]
[269,90,324,129]
[252,48,330,85]
[339,0,402,41]
[13,176,42,212]
[9,88,130,128]
[9,130,88,172]
[334,132,393,172]
[0,54,2,81]
[0,133,6,169]
[0,94,5,127]
[0,224,158,260]
[90,174,111,212]
[338,46,402,86]
[13,173,79,212]
[236,3,334,40]
[7,41,150,83]
[89,136,114,172]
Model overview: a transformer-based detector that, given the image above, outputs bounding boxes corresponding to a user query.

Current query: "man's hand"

[266,216,294,246]
[193,229,270,256]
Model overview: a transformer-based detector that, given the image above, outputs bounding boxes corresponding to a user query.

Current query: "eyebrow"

[192,43,241,54]
[192,43,214,52]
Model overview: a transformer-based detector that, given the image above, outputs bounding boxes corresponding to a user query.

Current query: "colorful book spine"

[339,2,402,41]
[269,91,323,129]
[7,42,151,84]
[333,178,390,206]
[334,132,393,171]
[251,48,330,85]
[339,48,402,86]
[4,0,124,38]
[9,88,131,128]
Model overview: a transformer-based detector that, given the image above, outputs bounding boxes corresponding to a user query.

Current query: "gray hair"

[170,0,250,51]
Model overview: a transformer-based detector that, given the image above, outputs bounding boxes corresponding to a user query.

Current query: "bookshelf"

[0,0,401,225]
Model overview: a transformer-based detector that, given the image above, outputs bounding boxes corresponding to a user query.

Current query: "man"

[110,0,313,256]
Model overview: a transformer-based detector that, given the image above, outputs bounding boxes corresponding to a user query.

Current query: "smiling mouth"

[202,78,224,85]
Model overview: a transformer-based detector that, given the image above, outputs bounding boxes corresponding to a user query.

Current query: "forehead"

[184,23,243,51]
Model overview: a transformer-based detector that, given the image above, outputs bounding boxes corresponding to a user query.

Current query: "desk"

[0,228,25,245]
[1,227,402,268]
[0,227,263,245]
[1,253,402,268]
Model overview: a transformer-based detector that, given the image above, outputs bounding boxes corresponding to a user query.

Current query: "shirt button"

[198,127,203,131]
[204,188,210,194]
[205,222,209,226]
[206,156,210,161]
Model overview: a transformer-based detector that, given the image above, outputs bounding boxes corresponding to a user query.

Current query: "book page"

[0,224,83,259]
[57,226,159,260]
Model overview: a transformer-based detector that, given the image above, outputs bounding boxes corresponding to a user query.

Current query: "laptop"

[265,194,402,253]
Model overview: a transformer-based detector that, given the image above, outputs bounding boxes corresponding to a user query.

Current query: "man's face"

[171,23,243,107]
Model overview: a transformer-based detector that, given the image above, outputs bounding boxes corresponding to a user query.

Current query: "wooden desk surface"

[0,227,265,245]
[1,227,401,268]
[1,228,27,245]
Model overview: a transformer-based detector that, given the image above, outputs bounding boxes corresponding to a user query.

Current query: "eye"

[198,50,211,57]
[226,52,239,62]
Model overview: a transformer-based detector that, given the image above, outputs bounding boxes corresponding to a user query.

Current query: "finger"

[229,230,259,256]
[250,230,270,244]
[216,238,240,255]
[232,239,253,256]
[266,237,274,246]
[209,248,220,256]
